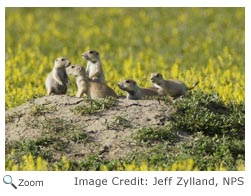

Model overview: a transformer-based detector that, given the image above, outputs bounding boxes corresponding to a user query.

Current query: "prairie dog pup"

[150,73,199,98]
[117,79,158,100]
[45,57,71,95]
[66,64,117,98]
[82,50,105,84]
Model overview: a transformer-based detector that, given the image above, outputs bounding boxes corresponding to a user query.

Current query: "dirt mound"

[5,95,173,160]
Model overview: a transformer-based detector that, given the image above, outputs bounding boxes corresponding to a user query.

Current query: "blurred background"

[5,8,244,108]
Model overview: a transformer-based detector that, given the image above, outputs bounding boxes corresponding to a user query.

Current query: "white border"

[2,0,247,7]
[245,2,250,173]
[0,2,5,174]
[1,0,250,195]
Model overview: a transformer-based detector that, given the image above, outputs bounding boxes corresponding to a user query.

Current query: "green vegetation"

[71,96,117,115]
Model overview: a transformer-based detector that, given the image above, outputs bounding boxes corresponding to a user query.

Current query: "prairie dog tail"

[187,81,199,90]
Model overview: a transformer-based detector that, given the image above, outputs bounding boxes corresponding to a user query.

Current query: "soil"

[5,95,174,161]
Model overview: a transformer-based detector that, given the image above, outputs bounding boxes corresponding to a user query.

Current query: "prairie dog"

[66,64,117,98]
[45,57,71,95]
[117,79,158,100]
[150,73,199,98]
[82,50,105,84]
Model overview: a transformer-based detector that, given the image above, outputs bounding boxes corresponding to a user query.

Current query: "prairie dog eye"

[125,80,130,83]
[61,58,65,61]
[89,50,99,56]
[71,65,75,68]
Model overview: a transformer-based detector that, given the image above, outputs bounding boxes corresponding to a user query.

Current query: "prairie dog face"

[117,79,138,92]
[150,73,164,85]
[54,57,71,68]
[82,50,100,62]
[66,64,86,77]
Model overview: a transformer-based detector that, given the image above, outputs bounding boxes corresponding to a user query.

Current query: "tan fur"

[150,73,199,98]
[82,50,105,84]
[118,79,158,100]
[45,57,71,95]
[66,64,117,99]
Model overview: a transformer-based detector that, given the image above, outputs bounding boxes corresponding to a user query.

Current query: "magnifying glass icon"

[3,175,17,189]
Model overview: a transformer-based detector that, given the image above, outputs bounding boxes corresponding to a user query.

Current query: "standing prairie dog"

[82,50,105,84]
[117,79,158,100]
[45,57,71,95]
[66,64,117,99]
[150,73,199,98]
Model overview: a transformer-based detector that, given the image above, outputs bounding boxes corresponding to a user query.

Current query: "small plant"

[29,102,56,116]
[26,117,75,133]
[68,131,89,143]
[134,125,178,145]
[106,116,132,130]
[5,112,23,123]
[71,96,117,115]
[68,154,105,171]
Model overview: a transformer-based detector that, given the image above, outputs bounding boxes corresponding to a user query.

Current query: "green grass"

[71,96,117,115]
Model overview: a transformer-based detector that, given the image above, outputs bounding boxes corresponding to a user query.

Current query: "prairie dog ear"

[157,73,162,78]
[131,80,136,85]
